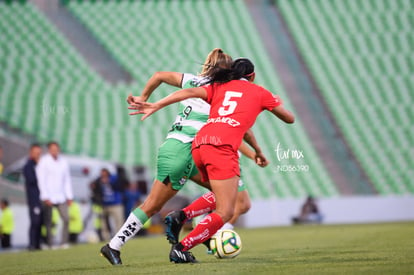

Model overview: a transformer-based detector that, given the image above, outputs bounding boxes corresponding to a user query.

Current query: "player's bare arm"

[238,142,255,160]
[270,105,295,124]
[239,142,269,168]
[126,72,183,104]
[128,87,208,120]
[242,129,269,167]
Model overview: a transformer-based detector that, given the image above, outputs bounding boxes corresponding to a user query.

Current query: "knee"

[239,200,251,215]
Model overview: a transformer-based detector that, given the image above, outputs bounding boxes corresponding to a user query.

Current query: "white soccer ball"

[210,229,242,259]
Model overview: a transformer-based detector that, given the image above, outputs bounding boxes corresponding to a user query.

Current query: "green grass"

[1,222,413,274]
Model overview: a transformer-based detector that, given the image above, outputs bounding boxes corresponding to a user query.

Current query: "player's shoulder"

[233,80,269,92]
[182,73,209,88]
[249,81,268,91]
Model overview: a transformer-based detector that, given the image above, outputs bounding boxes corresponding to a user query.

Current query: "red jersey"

[193,80,282,151]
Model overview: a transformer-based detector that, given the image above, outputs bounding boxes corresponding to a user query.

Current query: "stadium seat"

[278,0,413,194]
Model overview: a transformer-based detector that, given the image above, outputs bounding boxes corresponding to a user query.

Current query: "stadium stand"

[0,0,338,199]
[277,0,414,194]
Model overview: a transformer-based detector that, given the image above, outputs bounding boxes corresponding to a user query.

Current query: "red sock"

[181,212,224,251]
[183,192,216,219]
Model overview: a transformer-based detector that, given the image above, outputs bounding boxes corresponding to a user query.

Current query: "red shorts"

[192,144,240,182]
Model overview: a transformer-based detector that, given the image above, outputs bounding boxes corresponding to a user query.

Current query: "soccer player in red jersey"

[129,58,294,263]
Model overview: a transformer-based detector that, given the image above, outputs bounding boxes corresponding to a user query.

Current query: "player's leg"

[101,139,195,265]
[165,189,215,244]
[201,187,250,253]
[164,150,213,244]
[107,179,177,250]
[165,178,249,245]
[170,145,240,263]
[165,169,214,244]
[222,182,251,229]
[170,177,239,263]
[101,178,178,265]
[190,172,211,190]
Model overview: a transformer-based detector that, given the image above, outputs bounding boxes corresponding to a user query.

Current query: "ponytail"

[207,58,255,84]
[200,48,233,77]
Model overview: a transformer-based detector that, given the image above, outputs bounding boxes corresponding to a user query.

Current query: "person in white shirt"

[36,142,73,248]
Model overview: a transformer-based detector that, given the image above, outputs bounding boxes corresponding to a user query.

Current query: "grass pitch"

[0,222,413,274]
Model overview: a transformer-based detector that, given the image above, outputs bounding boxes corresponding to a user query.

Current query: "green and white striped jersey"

[166,73,210,143]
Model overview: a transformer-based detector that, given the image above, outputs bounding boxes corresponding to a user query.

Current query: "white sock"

[220,222,234,231]
[109,213,142,251]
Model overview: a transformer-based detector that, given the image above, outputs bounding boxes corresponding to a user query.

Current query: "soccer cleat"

[202,238,213,255]
[169,244,198,264]
[100,244,122,265]
[164,210,186,244]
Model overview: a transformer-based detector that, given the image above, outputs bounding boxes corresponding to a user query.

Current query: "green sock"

[133,207,149,224]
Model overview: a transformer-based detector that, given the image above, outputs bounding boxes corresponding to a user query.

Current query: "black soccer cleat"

[169,244,198,264]
[164,210,186,244]
[100,244,122,265]
[202,238,213,255]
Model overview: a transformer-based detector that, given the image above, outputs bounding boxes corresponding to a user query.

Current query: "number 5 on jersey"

[218,91,243,116]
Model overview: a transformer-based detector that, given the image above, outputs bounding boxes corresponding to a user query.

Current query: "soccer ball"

[210,229,242,259]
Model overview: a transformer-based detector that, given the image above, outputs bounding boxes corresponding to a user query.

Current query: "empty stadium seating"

[278,0,413,194]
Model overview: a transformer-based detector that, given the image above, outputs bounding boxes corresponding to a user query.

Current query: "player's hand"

[43,200,53,207]
[128,101,159,121]
[255,152,269,167]
[126,94,145,104]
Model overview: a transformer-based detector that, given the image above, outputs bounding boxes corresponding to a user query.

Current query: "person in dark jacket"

[292,196,323,224]
[91,168,124,240]
[23,143,43,250]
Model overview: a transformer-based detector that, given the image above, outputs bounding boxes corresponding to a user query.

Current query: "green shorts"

[156,138,199,191]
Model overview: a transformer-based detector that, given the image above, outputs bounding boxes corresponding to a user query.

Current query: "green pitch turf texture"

[1,222,412,274]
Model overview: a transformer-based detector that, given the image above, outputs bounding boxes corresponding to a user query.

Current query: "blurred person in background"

[23,143,43,251]
[91,168,124,240]
[68,200,83,244]
[41,208,60,246]
[89,180,104,241]
[0,145,3,175]
[92,204,104,242]
[123,182,141,221]
[115,165,133,220]
[116,165,130,192]
[292,196,323,224]
[0,198,14,249]
[36,141,73,249]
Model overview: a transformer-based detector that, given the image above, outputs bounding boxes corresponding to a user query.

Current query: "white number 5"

[218,91,243,116]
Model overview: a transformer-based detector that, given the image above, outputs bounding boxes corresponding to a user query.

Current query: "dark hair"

[1,198,9,207]
[47,141,60,148]
[30,143,41,149]
[207,58,255,84]
[101,168,110,176]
